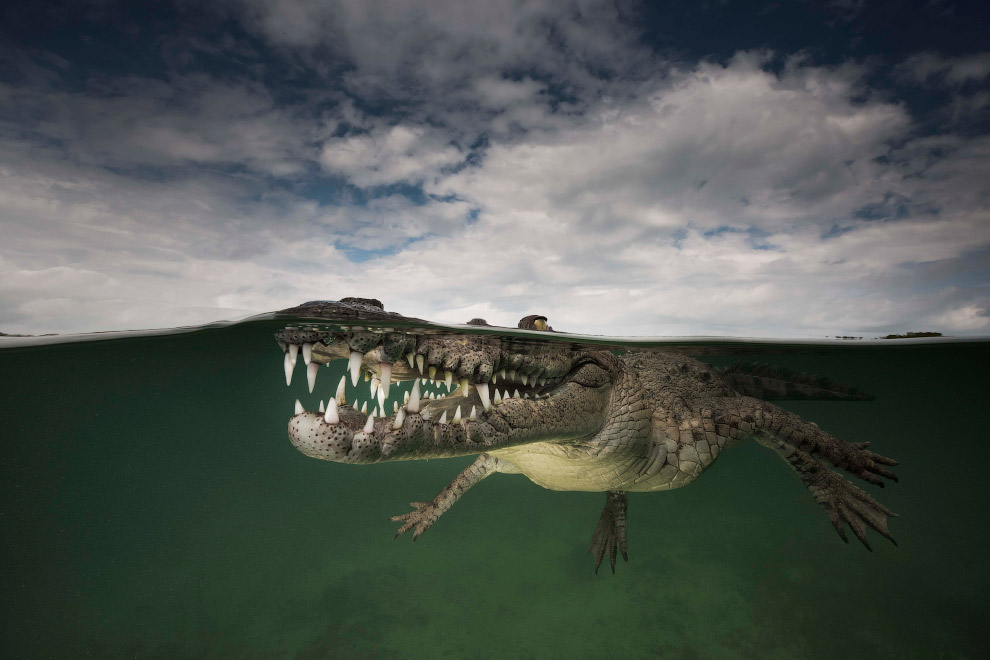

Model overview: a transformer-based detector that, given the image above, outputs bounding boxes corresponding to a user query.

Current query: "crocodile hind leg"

[588,491,628,574]
[705,397,899,549]
[391,453,500,541]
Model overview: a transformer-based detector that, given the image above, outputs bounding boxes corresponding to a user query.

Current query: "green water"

[1,323,988,659]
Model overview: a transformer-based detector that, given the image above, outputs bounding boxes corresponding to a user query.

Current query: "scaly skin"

[278,298,899,573]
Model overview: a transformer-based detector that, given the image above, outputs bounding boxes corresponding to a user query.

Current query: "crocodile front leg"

[588,491,628,574]
[391,453,502,541]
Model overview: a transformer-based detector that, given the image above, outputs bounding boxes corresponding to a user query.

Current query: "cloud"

[898,51,990,86]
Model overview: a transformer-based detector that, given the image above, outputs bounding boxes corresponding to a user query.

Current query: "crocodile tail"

[718,362,874,401]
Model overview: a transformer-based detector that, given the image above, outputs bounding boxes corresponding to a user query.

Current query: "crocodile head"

[276,298,618,463]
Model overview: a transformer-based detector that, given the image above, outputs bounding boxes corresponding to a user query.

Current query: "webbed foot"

[807,466,899,550]
[390,501,442,541]
[588,491,628,574]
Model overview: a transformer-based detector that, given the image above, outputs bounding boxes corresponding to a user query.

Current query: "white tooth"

[289,344,299,365]
[408,379,421,413]
[421,377,428,386]
[370,377,380,399]
[403,391,410,404]
[513,389,521,399]
[348,351,364,386]
[493,389,503,404]
[393,408,405,429]
[380,362,392,399]
[319,400,325,413]
[307,362,319,393]
[538,376,546,386]
[508,370,517,381]
[364,414,375,433]
[499,368,506,380]
[439,411,447,424]
[429,392,436,399]
[444,370,453,390]
[523,393,530,399]
[353,400,359,410]
[377,387,385,410]
[469,405,477,421]
[294,399,304,415]
[393,401,398,414]
[521,373,529,386]
[460,379,470,397]
[361,401,368,414]
[477,383,491,411]
[416,354,425,374]
[428,365,437,379]
[421,407,431,420]
[453,405,462,423]
[325,397,339,424]
[302,342,313,365]
[491,372,497,384]
[406,352,415,368]
[336,376,346,401]
[284,352,294,386]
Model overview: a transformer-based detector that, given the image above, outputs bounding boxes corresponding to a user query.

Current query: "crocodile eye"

[569,362,609,387]
[534,319,547,331]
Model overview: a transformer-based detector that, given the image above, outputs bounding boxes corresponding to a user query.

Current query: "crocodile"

[276,298,898,573]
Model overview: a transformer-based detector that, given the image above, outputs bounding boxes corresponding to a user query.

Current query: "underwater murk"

[1,304,988,660]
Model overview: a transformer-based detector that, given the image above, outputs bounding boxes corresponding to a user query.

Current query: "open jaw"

[276,324,605,464]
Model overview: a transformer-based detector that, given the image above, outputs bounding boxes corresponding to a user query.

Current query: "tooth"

[307,362,319,393]
[421,407,431,420]
[361,401,368,414]
[302,342,313,365]
[348,351,363,386]
[370,377,380,400]
[477,382,491,411]
[429,392,436,399]
[444,370,453,390]
[538,376,546,386]
[319,400,325,413]
[491,372,498,384]
[439,411,447,424]
[499,368,506,379]
[493,389,502,404]
[523,393,530,399]
[428,365,436,379]
[521,373,529,386]
[364,414,375,433]
[353,400,359,410]
[460,379,470,397]
[380,362,391,399]
[406,352,416,368]
[377,387,385,411]
[421,377,428,386]
[294,399,304,415]
[374,406,381,418]
[508,370,517,381]
[408,380,421,413]
[283,352,294,386]
[452,406,462,423]
[403,391,410,404]
[336,376,346,402]
[364,371,371,382]
[393,407,405,429]
[392,401,398,414]
[325,397,339,424]
[416,354,425,374]
[469,405,477,421]
[513,389,521,399]
[289,344,299,365]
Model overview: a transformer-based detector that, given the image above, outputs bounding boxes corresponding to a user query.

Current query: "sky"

[1,0,988,338]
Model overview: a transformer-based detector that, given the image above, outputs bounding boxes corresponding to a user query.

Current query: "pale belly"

[490,441,702,493]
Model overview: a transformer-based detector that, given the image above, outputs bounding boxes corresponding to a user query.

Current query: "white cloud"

[319,125,462,187]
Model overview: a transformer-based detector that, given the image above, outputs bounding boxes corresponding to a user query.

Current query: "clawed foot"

[390,501,442,541]
[588,491,628,574]
[810,467,899,550]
